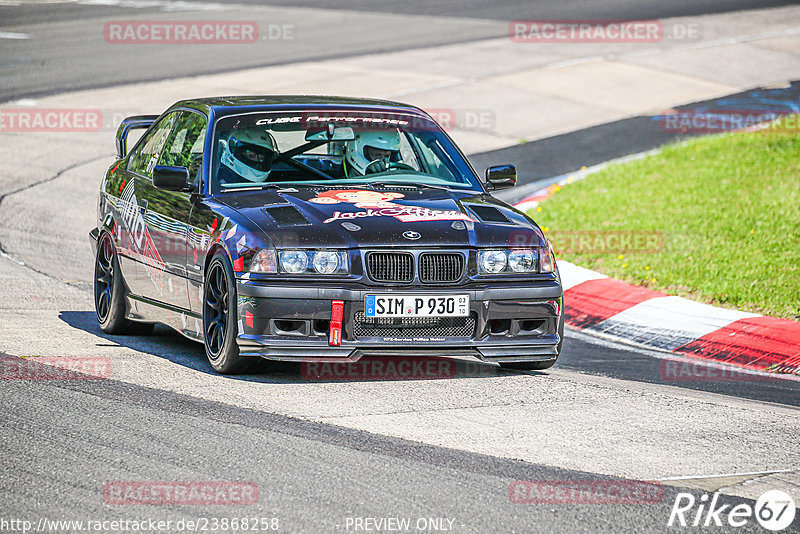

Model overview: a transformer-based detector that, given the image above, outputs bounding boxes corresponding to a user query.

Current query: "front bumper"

[235,280,563,364]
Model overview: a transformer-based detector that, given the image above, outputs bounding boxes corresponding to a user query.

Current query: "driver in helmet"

[218,128,277,184]
[344,130,402,176]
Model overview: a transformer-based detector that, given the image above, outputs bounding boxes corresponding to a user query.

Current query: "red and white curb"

[556,261,800,375]
[513,184,800,377]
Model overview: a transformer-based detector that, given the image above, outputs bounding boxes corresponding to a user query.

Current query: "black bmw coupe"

[90,96,564,373]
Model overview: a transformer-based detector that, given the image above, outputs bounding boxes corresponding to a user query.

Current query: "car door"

[120,112,177,300]
[137,109,207,311]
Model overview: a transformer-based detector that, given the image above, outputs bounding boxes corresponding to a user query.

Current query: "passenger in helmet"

[344,130,402,176]
[219,128,277,183]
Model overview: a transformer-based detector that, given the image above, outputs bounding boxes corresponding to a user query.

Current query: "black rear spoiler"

[115,115,159,158]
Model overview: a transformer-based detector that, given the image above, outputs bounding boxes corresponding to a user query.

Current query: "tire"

[94,231,154,335]
[203,250,251,374]
[499,311,564,371]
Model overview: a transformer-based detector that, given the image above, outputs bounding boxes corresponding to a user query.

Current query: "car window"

[127,113,177,178]
[414,136,456,181]
[210,111,482,193]
[397,133,421,171]
[158,111,207,181]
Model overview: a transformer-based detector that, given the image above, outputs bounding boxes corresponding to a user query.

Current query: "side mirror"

[485,164,517,191]
[153,165,191,192]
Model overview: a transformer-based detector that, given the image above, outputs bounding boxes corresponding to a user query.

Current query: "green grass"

[532,121,800,320]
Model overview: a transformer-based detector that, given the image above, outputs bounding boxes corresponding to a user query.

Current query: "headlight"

[508,249,536,272]
[276,250,349,275]
[313,251,341,274]
[478,248,552,274]
[279,250,309,274]
[478,250,507,273]
[250,249,277,273]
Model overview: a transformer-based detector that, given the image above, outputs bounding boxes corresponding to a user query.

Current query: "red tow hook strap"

[329,300,344,346]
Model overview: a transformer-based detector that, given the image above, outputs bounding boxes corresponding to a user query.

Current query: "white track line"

[658,469,795,481]
[0,31,29,39]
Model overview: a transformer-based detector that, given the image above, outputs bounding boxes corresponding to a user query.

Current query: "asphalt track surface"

[474,80,800,183]
[0,0,797,102]
[151,0,800,20]
[1,2,799,533]
[2,354,774,534]
[4,0,797,28]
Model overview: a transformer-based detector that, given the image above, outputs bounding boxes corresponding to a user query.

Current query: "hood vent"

[467,205,512,224]
[263,204,311,226]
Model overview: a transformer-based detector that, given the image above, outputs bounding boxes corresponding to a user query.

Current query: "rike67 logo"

[668,490,795,531]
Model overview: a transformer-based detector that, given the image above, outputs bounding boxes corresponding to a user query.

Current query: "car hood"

[217,186,546,249]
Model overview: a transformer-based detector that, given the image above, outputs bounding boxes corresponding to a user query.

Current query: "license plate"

[365,294,469,318]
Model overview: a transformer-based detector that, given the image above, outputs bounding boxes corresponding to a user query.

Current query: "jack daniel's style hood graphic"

[217,187,546,249]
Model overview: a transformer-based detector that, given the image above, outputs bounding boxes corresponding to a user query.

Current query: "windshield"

[210,110,482,194]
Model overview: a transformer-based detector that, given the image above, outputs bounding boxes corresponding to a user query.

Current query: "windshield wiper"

[369,181,451,192]
[221,182,318,191]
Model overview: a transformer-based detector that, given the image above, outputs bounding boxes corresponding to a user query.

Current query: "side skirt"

[125,294,204,343]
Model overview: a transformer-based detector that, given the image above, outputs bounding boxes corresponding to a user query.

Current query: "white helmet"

[221,128,277,183]
[345,130,401,175]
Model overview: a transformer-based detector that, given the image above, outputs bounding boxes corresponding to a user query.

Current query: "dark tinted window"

[158,111,207,181]
[127,113,177,178]
[210,110,482,193]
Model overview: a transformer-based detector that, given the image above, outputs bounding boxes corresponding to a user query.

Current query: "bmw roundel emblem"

[403,230,421,240]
